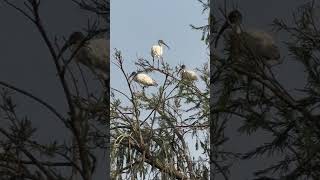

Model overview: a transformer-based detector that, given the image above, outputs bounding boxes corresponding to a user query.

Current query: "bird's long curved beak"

[177,65,185,74]
[234,23,243,34]
[214,21,230,48]
[161,41,170,49]
[128,73,134,82]
[60,42,69,55]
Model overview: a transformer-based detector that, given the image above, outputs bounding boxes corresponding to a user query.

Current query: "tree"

[111,51,209,179]
[0,0,109,179]
[110,1,210,179]
[211,0,320,179]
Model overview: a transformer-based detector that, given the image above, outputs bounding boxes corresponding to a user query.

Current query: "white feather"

[247,30,275,46]
[151,45,163,58]
[244,30,280,60]
[71,38,109,78]
[181,69,198,81]
[134,73,158,86]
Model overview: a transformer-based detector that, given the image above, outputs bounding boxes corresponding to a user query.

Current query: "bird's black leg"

[142,87,146,96]
[246,75,252,103]
[152,57,155,67]
[157,58,160,68]
[260,64,266,101]
[160,57,164,68]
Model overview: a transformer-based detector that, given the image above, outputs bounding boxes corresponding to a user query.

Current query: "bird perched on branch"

[214,10,281,104]
[215,10,280,63]
[129,71,158,89]
[67,31,109,79]
[151,40,170,67]
[179,65,198,81]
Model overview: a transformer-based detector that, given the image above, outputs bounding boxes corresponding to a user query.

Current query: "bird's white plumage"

[151,45,163,58]
[226,29,280,61]
[241,30,280,60]
[216,10,280,61]
[133,73,158,86]
[181,69,198,81]
[246,30,276,49]
[70,37,109,78]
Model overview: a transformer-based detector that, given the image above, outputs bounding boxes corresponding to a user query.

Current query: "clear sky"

[0,0,310,179]
[111,0,209,178]
[111,0,308,179]
[111,0,208,89]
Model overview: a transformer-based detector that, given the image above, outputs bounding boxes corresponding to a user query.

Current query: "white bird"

[129,72,158,89]
[151,40,170,67]
[179,65,198,81]
[67,31,109,79]
[215,10,280,62]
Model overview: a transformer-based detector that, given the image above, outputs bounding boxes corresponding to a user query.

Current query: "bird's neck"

[235,26,242,34]
[70,41,87,52]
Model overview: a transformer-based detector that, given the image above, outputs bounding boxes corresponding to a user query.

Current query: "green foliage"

[111,51,209,179]
[211,1,320,179]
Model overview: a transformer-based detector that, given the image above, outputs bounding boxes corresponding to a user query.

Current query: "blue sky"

[110,0,209,175]
[111,0,208,89]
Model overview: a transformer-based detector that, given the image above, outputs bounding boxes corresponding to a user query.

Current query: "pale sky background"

[111,0,209,178]
[0,0,310,179]
[111,0,208,87]
[112,0,308,179]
